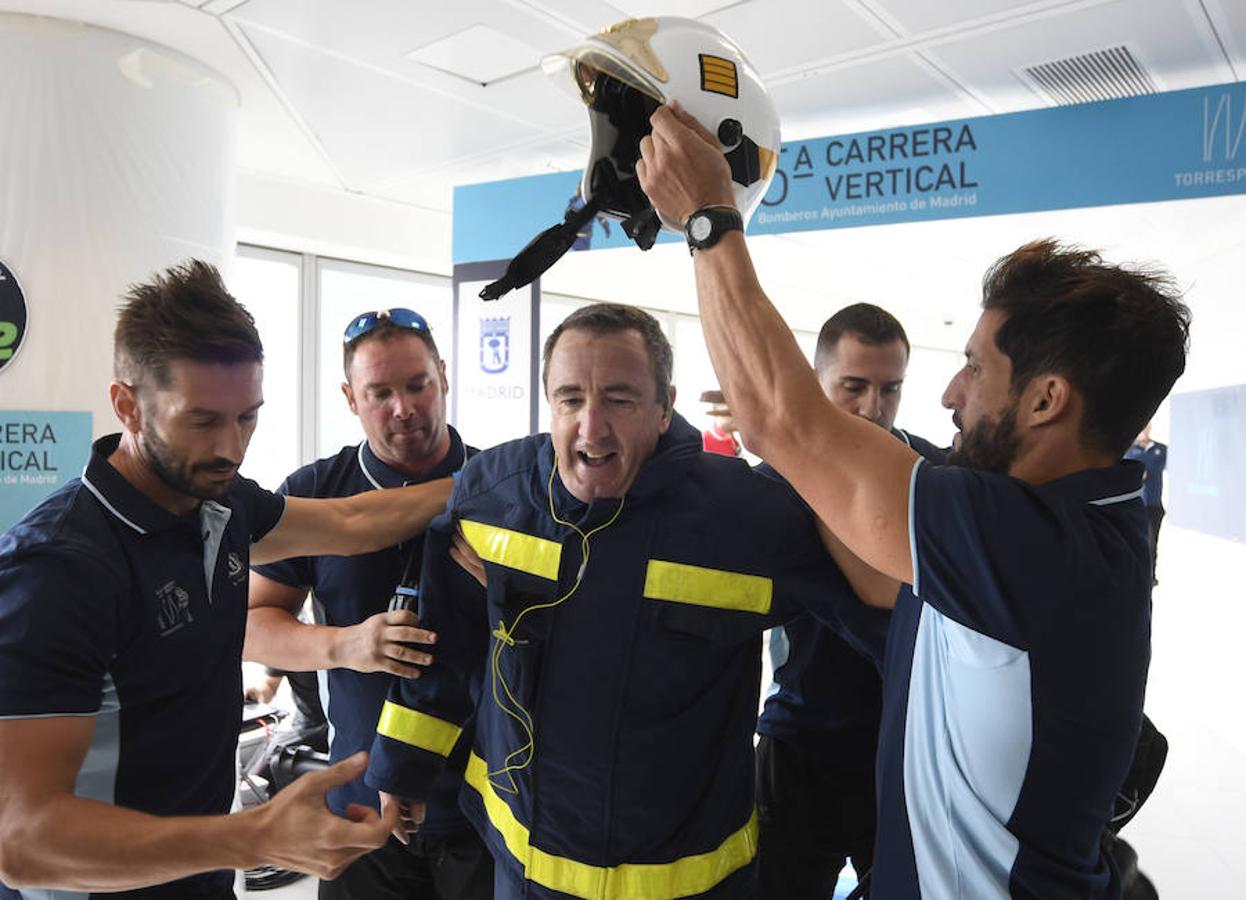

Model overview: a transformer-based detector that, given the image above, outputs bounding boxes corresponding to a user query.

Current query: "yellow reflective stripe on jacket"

[375,700,461,757]
[642,560,773,615]
[465,752,758,899]
[460,519,562,581]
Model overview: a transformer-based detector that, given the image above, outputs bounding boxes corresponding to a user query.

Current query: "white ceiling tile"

[233,0,579,70]
[476,67,586,131]
[506,0,652,36]
[404,23,544,84]
[866,0,1060,35]
[609,0,740,19]
[702,0,891,74]
[771,55,977,139]
[239,20,547,187]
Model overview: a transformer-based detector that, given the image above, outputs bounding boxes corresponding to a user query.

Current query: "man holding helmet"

[636,48,1190,900]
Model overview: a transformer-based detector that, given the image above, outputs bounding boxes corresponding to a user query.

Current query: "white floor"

[240,525,1243,898]
[1115,525,1246,898]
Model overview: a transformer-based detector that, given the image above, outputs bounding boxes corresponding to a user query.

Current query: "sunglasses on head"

[343,308,430,344]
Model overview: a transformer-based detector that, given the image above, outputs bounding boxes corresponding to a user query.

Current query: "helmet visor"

[542,47,665,110]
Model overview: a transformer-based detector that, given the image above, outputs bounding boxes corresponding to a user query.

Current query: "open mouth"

[577,449,617,468]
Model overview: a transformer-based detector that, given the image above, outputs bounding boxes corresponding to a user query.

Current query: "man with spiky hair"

[0,260,454,899]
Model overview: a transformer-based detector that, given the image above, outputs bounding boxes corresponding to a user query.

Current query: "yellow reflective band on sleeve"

[465,752,758,898]
[460,520,562,581]
[642,560,773,615]
[375,701,462,757]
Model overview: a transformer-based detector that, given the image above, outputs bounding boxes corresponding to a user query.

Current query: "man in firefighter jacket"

[365,303,883,900]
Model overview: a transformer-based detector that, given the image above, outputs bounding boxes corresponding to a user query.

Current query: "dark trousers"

[319,830,493,900]
[756,735,875,900]
[1146,507,1164,582]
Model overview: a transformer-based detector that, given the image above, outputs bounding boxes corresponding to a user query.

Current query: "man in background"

[1125,423,1167,585]
[756,302,943,898]
[247,308,492,900]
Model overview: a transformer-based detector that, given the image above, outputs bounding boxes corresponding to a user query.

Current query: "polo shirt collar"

[358,426,468,490]
[80,434,198,535]
[1041,459,1146,507]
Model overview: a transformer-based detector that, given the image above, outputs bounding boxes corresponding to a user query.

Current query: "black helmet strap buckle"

[480,71,665,301]
[478,192,604,302]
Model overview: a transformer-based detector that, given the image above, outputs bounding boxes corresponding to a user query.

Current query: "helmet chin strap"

[479,195,605,302]
[621,207,661,251]
[479,159,664,302]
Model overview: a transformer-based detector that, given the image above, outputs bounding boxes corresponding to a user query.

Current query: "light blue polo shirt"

[874,459,1151,898]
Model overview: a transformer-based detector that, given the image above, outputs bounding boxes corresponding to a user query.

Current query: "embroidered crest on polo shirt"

[227,552,246,585]
[155,580,194,636]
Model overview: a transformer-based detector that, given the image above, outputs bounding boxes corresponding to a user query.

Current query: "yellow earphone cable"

[486,451,625,794]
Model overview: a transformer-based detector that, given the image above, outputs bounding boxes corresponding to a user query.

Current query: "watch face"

[689,214,713,242]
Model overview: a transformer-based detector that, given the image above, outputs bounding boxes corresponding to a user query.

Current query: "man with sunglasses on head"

[246,308,491,900]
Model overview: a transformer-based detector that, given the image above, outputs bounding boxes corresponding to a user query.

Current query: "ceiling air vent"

[1021,45,1157,106]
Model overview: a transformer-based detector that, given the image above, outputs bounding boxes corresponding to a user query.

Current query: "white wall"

[235,171,452,277]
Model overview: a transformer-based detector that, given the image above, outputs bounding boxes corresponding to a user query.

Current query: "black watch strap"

[684,205,743,253]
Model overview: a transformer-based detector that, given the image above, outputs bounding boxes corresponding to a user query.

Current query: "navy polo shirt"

[757,429,946,767]
[874,459,1151,899]
[0,434,285,900]
[1124,440,1166,509]
[252,429,474,833]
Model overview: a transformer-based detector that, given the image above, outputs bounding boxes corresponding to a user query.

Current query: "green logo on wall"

[0,259,27,372]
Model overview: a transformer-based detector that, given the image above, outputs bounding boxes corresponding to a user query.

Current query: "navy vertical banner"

[451,262,540,448]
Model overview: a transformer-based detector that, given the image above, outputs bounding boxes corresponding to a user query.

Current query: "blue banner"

[0,410,92,533]
[454,81,1246,263]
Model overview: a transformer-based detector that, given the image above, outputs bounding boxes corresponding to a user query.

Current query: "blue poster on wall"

[0,411,92,533]
[454,80,1246,263]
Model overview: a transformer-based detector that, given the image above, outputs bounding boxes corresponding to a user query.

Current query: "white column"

[0,12,239,433]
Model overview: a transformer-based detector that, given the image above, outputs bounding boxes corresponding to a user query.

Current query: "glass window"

[232,248,301,490]
[317,260,453,457]
[670,317,816,433]
[537,294,588,434]
[896,347,960,449]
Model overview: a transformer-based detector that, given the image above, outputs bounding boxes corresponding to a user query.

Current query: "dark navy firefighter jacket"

[365,413,886,899]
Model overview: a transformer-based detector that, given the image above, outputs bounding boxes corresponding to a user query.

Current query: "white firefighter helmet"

[542,16,780,241]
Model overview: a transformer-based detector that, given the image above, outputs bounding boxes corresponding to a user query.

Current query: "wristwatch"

[684,205,743,253]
